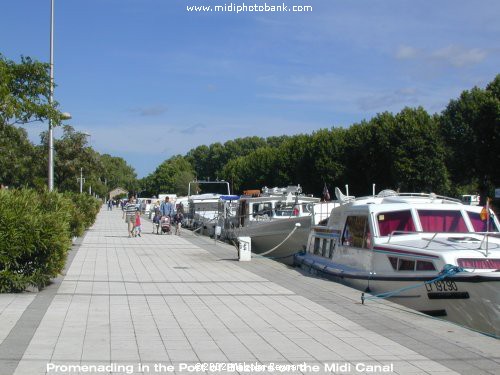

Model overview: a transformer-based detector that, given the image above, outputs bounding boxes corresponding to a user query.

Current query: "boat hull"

[232,216,312,264]
[294,253,500,337]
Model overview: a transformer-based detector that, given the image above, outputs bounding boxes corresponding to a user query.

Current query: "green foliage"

[100,153,138,193]
[62,192,101,237]
[1,53,498,204]
[0,189,71,292]
[0,54,62,128]
[439,74,500,201]
[0,188,100,292]
[0,124,42,187]
[141,156,195,196]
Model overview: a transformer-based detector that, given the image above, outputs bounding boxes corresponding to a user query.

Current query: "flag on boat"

[479,198,490,221]
[322,183,331,201]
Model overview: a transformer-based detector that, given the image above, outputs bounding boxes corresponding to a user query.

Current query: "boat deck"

[0,208,498,375]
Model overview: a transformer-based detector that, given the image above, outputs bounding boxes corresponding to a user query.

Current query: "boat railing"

[386,230,498,253]
[387,192,461,203]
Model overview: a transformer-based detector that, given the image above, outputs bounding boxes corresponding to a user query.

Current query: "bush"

[0,189,73,292]
[70,193,101,230]
[62,192,100,237]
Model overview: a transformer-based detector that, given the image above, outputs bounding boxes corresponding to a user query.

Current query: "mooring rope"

[257,224,301,256]
[361,264,465,303]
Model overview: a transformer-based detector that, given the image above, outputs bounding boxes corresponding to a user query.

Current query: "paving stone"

[0,208,498,375]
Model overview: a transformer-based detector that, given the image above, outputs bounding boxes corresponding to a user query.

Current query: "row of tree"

[140,75,499,205]
[0,54,138,197]
[1,53,498,204]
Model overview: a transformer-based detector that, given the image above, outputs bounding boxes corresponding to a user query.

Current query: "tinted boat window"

[398,259,415,271]
[342,216,371,248]
[416,260,436,271]
[467,211,499,232]
[417,210,468,233]
[377,210,415,236]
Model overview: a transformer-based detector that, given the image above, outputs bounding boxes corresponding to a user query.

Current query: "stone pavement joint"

[0,208,498,375]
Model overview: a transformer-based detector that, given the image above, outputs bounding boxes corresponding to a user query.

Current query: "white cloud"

[396,45,419,60]
[130,105,168,116]
[357,88,420,111]
[395,44,488,68]
[179,123,206,134]
[431,45,488,67]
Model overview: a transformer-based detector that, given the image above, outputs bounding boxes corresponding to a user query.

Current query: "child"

[134,211,142,237]
[152,202,161,234]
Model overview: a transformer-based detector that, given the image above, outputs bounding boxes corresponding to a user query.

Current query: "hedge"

[0,188,100,292]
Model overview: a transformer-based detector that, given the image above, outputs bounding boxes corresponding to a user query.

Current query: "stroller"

[160,216,171,234]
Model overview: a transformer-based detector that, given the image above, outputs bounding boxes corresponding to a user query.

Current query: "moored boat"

[294,188,500,336]
[185,180,231,235]
[226,185,332,264]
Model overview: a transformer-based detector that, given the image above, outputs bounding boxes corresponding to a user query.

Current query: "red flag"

[479,198,490,221]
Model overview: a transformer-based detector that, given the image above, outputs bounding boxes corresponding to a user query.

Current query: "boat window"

[341,216,370,249]
[467,211,499,232]
[398,259,415,271]
[458,258,500,269]
[194,202,219,211]
[313,237,321,255]
[377,210,415,236]
[328,240,335,258]
[417,210,468,233]
[388,257,435,271]
[416,261,436,271]
[302,203,312,214]
[321,239,328,257]
[252,203,273,217]
[388,257,398,270]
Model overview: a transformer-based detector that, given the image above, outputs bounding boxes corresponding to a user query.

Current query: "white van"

[461,194,480,206]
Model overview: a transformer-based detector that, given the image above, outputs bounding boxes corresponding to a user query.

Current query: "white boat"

[227,185,334,263]
[186,181,231,235]
[294,188,500,336]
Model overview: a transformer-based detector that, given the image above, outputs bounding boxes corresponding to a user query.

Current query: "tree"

[391,107,449,193]
[342,108,449,195]
[439,75,500,201]
[0,54,63,128]
[0,124,40,187]
[144,156,195,196]
[100,154,138,193]
[308,128,347,196]
[222,147,281,192]
[0,54,69,188]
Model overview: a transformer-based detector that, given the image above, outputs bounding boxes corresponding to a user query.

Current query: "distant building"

[109,187,128,200]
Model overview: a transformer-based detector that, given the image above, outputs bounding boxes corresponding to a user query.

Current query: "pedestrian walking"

[123,197,138,237]
[152,200,161,234]
[173,211,184,235]
[160,196,175,218]
[134,211,142,237]
[107,199,113,211]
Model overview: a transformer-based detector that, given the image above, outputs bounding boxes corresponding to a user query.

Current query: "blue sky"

[1,0,499,177]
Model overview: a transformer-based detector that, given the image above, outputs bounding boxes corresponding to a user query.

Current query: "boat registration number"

[425,280,458,292]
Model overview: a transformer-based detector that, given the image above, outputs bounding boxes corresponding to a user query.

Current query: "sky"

[1,0,499,178]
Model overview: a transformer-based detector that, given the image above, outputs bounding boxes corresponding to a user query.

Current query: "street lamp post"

[77,167,85,193]
[47,0,71,191]
[47,0,55,191]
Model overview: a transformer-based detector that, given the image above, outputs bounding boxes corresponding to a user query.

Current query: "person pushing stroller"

[159,196,175,234]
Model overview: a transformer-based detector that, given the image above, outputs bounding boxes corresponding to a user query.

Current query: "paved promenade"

[0,208,499,375]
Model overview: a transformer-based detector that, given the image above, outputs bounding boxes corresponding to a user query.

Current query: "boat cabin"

[236,194,318,227]
[306,191,500,273]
